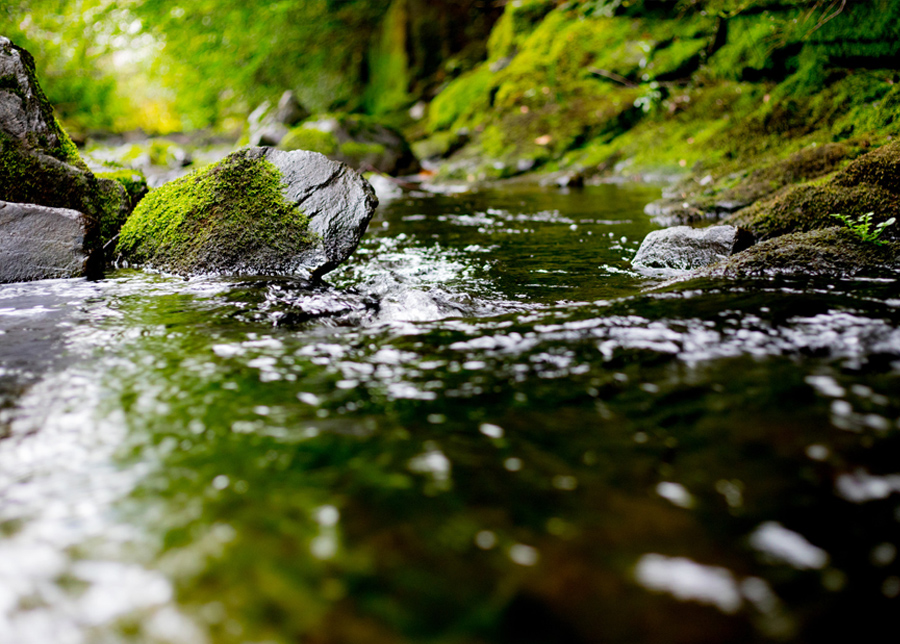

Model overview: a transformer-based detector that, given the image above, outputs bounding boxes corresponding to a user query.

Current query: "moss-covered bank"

[418,0,900,182]
[116,149,314,277]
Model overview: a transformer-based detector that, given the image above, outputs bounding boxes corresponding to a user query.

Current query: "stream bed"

[1,182,899,643]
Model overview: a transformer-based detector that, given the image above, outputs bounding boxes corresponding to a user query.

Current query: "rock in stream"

[632,225,754,271]
[116,147,378,279]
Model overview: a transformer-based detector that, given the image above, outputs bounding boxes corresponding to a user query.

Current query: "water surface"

[1,182,899,643]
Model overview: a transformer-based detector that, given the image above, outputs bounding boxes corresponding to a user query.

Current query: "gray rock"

[274,91,310,127]
[632,225,754,271]
[279,114,420,176]
[264,148,378,277]
[248,100,288,147]
[248,92,311,147]
[0,201,89,283]
[0,36,67,151]
[0,37,105,279]
[116,148,377,280]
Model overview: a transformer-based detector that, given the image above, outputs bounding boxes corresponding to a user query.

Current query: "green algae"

[116,149,314,276]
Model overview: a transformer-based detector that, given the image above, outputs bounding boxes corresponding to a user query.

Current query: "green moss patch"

[707,228,900,278]
[728,141,900,240]
[116,149,314,276]
[278,127,339,155]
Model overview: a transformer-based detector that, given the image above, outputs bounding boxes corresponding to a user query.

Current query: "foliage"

[1,0,127,133]
[830,212,896,246]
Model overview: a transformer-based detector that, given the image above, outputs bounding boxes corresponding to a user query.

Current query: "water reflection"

[0,184,899,642]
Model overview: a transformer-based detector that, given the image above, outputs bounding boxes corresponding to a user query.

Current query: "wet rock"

[274,91,310,128]
[703,227,900,278]
[555,172,584,188]
[633,225,755,271]
[0,37,111,279]
[0,201,89,283]
[643,199,711,227]
[116,147,377,279]
[249,91,311,147]
[279,113,420,176]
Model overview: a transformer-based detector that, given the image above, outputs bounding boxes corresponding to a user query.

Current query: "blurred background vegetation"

[1,0,500,136]
[3,0,898,178]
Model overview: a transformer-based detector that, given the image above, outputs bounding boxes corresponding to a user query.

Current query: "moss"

[363,0,411,114]
[339,141,387,162]
[96,178,129,249]
[116,149,314,276]
[707,227,900,278]
[728,178,900,241]
[832,140,900,195]
[486,0,556,61]
[97,168,148,203]
[279,127,339,155]
[0,74,26,101]
[427,65,495,133]
[0,131,103,275]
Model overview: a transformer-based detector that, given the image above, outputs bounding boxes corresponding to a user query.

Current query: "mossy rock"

[645,142,856,226]
[279,127,338,156]
[0,37,107,278]
[95,167,149,209]
[279,114,419,176]
[729,141,900,240]
[705,227,900,278]
[832,140,900,195]
[117,149,314,276]
[94,167,149,250]
[116,147,377,279]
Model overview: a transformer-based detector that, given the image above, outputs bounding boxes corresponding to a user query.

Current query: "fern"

[830,212,896,246]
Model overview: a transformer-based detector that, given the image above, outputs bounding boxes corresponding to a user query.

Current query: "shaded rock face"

[0,201,88,283]
[264,148,378,276]
[0,37,110,279]
[116,147,377,280]
[279,114,420,176]
[632,225,754,271]
[248,91,311,147]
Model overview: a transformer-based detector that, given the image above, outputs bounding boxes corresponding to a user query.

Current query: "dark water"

[1,183,899,643]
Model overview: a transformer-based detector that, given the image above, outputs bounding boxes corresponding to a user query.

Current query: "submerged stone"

[116,147,377,279]
[0,201,89,282]
[632,225,754,271]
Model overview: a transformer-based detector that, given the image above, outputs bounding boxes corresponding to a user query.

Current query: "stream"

[1,182,899,643]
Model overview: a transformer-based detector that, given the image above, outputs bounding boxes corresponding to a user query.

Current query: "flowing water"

[1,182,899,643]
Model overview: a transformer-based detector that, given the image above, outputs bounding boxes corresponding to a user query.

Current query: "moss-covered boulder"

[0,37,104,279]
[0,37,139,280]
[703,228,900,278]
[728,141,900,241]
[279,114,420,176]
[116,147,377,279]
